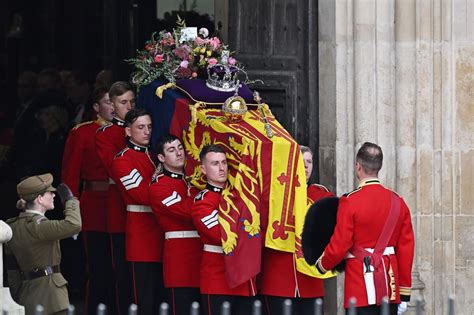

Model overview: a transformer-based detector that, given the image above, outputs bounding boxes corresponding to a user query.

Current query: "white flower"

[199,28,209,38]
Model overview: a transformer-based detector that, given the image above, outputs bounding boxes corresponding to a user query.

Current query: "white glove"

[398,302,408,314]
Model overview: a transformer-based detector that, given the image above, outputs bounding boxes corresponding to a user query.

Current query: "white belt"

[346,246,395,259]
[165,231,199,239]
[109,178,116,184]
[126,205,152,213]
[203,244,224,254]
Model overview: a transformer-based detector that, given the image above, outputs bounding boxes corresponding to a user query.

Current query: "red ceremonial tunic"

[95,117,127,233]
[149,168,202,288]
[110,140,163,262]
[319,178,414,308]
[62,116,110,232]
[259,183,333,298]
[192,183,256,296]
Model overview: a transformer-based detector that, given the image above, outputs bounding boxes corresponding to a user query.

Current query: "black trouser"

[110,233,133,315]
[83,231,116,315]
[201,294,258,315]
[60,233,85,299]
[166,287,200,315]
[131,261,166,315]
[346,304,398,315]
[263,295,323,315]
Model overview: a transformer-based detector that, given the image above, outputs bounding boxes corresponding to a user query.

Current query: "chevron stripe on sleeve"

[201,209,219,229]
[162,191,182,207]
[120,168,143,190]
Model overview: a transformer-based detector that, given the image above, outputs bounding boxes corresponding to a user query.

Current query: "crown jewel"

[206,50,241,92]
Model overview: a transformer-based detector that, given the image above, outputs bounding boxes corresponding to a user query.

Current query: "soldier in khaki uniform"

[5,173,82,315]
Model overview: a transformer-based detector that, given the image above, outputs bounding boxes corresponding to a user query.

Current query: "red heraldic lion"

[192,183,257,296]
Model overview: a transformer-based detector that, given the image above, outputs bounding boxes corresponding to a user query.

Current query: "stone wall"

[318,0,474,313]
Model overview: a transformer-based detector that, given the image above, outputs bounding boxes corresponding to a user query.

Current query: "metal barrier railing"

[21,295,458,315]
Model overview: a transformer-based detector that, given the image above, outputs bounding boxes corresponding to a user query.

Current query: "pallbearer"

[192,145,257,315]
[149,134,201,315]
[259,145,333,314]
[62,86,115,314]
[95,81,135,314]
[110,108,165,314]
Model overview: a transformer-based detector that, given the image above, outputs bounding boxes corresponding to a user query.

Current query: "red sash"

[349,192,400,304]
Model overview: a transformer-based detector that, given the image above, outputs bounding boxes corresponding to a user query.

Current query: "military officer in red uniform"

[149,134,201,315]
[95,81,135,314]
[110,108,165,315]
[192,144,257,315]
[259,145,333,315]
[316,142,414,315]
[62,86,115,314]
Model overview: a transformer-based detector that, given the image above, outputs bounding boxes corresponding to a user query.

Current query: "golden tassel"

[155,82,176,99]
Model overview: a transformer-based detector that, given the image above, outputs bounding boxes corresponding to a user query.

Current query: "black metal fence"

[26,296,456,315]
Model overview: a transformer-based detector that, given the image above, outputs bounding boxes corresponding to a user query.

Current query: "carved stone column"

[319,0,473,314]
[0,220,24,314]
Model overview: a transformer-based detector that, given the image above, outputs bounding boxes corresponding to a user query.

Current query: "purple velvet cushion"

[175,79,256,104]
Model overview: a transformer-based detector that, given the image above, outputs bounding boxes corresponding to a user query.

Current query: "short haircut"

[356,142,383,175]
[156,134,181,155]
[124,108,150,127]
[109,81,134,101]
[300,145,313,156]
[88,86,109,108]
[199,144,225,164]
[86,86,109,111]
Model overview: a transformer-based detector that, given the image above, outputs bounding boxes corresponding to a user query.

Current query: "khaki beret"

[17,173,57,201]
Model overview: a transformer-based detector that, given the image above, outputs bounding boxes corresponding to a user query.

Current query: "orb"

[222,95,248,122]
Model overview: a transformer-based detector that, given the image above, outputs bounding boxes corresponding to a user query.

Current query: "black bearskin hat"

[302,196,345,272]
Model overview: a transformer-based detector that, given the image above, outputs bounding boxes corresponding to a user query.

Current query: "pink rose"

[180,60,189,68]
[154,54,164,63]
[228,57,236,65]
[192,72,198,78]
[208,58,218,66]
[209,37,221,50]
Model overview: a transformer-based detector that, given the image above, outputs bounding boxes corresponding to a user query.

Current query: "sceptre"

[253,91,273,138]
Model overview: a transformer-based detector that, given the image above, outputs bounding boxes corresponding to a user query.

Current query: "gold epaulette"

[72,120,94,130]
[94,115,111,127]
